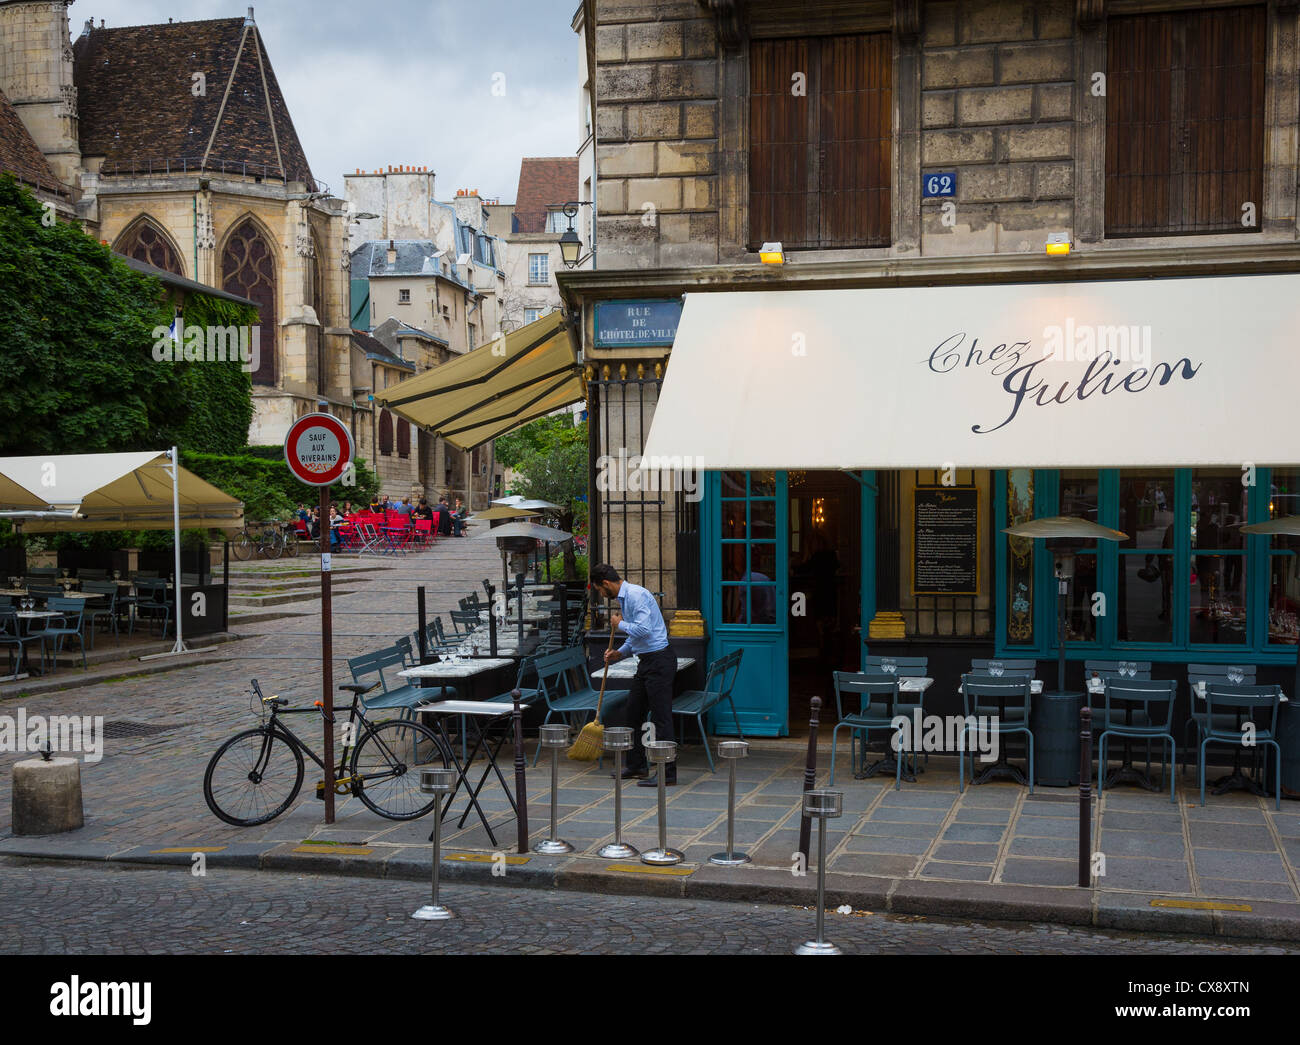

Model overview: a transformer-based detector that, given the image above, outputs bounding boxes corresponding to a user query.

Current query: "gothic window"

[222,218,277,386]
[116,219,183,275]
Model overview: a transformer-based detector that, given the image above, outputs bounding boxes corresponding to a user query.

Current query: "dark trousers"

[622,646,676,775]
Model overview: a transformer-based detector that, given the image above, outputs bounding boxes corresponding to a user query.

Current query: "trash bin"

[1267,701,1300,801]
[1031,691,1085,787]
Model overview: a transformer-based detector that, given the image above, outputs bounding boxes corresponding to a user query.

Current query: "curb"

[2,837,1297,942]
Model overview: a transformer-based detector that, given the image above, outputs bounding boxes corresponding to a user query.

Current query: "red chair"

[383,510,413,554]
[413,518,434,549]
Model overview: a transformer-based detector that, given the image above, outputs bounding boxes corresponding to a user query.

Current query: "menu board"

[912,487,980,596]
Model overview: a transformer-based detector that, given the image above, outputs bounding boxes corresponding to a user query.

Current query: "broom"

[567,625,618,761]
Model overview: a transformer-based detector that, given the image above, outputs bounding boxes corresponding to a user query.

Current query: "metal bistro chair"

[1184,663,1258,777]
[672,648,746,772]
[1085,658,1153,767]
[449,609,482,639]
[863,654,930,770]
[32,597,88,671]
[133,579,173,637]
[829,671,908,788]
[0,605,47,676]
[530,647,620,767]
[80,580,119,647]
[1197,683,1283,810]
[1097,677,1178,803]
[970,658,1038,678]
[959,673,1035,793]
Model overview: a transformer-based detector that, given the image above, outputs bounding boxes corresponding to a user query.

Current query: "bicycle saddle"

[339,682,380,695]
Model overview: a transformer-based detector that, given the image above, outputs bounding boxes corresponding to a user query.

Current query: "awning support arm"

[841,470,878,493]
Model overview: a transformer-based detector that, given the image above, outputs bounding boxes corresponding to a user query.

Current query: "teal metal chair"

[132,579,173,637]
[829,671,913,788]
[862,654,929,770]
[1197,684,1283,810]
[32,597,88,671]
[0,607,47,676]
[530,646,625,766]
[1184,663,1257,777]
[81,581,119,647]
[1097,677,1177,802]
[959,673,1034,793]
[671,648,745,772]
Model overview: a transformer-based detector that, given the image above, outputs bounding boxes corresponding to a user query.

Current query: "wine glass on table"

[881,656,896,676]
[1227,665,1245,686]
[988,660,1004,678]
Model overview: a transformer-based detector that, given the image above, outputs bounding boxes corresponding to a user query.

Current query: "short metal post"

[598,727,638,859]
[413,767,456,920]
[798,696,822,865]
[796,788,843,955]
[1078,705,1092,888]
[534,724,573,855]
[642,741,683,865]
[710,740,751,866]
[512,689,528,854]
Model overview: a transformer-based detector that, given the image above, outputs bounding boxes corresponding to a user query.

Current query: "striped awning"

[374,311,584,450]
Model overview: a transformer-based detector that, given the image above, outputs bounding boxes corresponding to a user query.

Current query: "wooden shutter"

[397,418,411,459]
[379,409,393,456]
[1106,6,1265,237]
[749,33,891,250]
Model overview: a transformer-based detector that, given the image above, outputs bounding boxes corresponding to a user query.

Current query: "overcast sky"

[74,0,580,202]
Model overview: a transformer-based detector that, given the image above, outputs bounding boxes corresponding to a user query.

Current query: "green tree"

[508,416,588,578]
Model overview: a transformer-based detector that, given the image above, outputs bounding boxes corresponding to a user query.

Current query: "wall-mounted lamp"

[759,241,784,264]
[559,201,595,268]
[1046,232,1072,257]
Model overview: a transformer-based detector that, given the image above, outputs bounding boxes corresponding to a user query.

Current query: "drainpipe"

[192,194,199,278]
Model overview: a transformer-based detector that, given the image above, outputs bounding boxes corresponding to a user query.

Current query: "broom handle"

[593,619,617,723]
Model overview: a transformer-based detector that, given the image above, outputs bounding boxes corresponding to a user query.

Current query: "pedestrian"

[589,563,676,786]
[437,494,453,537]
[452,496,466,537]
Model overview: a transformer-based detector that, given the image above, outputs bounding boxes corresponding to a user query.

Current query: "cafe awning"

[0,451,244,532]
[641,273,1300,471]
[375,310,584,451]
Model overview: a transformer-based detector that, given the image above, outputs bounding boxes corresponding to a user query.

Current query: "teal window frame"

[995,467,1288,665]
[718,471,779,626]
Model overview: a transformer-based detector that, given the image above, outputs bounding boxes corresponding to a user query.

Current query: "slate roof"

[0,88,68,197]
[73,17,315,189]
[350,240,468,286]
[350,328,415,372]
[512,157,577,234]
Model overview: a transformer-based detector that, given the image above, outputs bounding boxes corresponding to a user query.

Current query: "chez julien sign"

[640,274,1300,471]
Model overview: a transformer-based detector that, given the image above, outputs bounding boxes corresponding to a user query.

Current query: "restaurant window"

[1060,471,1099,644]
[1005,469,1035,646]
[378,409,393,456]
[1266,469,1300,647]
[1116,472,1175,644]
[1105,5,1266,237]
[720,470,778,625]
[748,32,891,250]
[1188,470,1249,646]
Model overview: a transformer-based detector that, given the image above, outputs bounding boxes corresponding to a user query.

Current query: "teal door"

[703,470,789,736]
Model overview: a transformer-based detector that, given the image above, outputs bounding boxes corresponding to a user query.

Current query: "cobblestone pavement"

[2,858,1295,955]
[2,538,1299,939]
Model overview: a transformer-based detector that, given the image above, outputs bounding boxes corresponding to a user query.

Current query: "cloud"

[72,0,578,201]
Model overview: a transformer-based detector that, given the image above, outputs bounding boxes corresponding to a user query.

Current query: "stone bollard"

[12,757,84,835]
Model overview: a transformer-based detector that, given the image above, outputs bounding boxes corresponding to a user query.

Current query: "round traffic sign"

[284,412,354,486]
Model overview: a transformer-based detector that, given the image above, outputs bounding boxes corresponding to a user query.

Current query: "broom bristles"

[567,721,604,761]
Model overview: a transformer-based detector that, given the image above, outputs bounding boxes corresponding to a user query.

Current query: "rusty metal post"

[798,696,822,864]
[1078,706,1092,887]
[513,688,528,853]
[417,585,427,664]
[320,485,334,824]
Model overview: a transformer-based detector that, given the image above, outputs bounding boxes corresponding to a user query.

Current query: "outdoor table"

[401,657,517,761]
[1191,680,1289,796]
[591,655,696,680]
[406,698,519,848]
[859,676,934,782]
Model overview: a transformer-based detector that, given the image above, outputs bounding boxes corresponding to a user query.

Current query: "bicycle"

[204,679,452,826]
[231,521,286,561]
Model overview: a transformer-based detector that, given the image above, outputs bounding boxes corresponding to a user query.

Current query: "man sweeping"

[589,563,677,787]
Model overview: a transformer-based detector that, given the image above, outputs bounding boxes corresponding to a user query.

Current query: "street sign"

[283,412,354,487]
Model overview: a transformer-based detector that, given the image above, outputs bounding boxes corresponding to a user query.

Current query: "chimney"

[387,240,397,266]
[245,7,256,26]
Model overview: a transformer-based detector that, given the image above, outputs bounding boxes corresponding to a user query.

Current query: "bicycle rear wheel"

[282,528,298,557]
[232,532,254,561]
[204,727,304,826]
[262,527,284,560]
[351,719,449,820]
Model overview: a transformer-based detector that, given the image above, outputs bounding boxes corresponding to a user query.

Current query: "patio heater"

[473,521,574,650]
[1001,517,1128,695]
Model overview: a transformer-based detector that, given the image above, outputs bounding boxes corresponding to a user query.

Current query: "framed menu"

[912,486,981,596]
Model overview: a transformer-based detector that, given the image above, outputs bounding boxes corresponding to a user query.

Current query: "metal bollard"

[534,724,573,855]
[412,767,458,921]
[709,740,751,866]
[1078,705,1092,888]
[641,740,684,865]
[597,727,638,859]
[795,788,843,955]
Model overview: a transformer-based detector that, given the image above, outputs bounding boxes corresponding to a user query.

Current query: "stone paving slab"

[1,539,1299,939]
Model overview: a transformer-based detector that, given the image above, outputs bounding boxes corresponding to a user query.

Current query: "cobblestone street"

[3,857,1295,956]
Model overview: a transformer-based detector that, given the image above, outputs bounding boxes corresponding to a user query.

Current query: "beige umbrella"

[473,505,540,521]
[474,521,576,628]
[1001,516,1129,694]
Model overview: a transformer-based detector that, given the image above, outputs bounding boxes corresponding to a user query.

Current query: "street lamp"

[559,201,594,268]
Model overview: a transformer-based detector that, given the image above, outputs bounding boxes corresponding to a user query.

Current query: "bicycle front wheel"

[351,719,450,820]
[262,528,283,560]
[204,727,304,826]
[282,530,298,557]
[232,532,254,561]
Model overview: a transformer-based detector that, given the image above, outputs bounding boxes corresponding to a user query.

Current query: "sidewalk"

[1,538,1298,941]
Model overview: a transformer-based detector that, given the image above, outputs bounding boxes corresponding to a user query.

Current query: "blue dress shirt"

[615,580,669,657]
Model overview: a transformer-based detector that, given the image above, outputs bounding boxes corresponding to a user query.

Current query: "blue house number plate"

[923,172,957,198]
